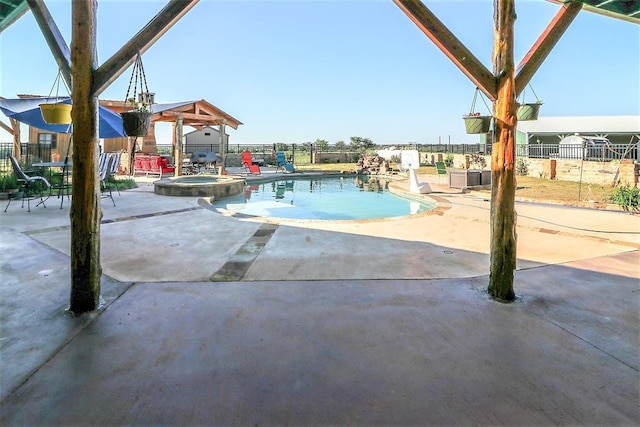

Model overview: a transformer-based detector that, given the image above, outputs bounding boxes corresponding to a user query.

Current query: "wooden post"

[218,121,226,175]
[10,118,21,160]
[174,115,183,176]
[69,0,101,313]
[488,0,517,302]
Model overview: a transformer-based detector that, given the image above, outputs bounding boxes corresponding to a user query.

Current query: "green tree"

[301,142,311,152]
[335,140,345,152]
[275,142,289,152]
[315,139,329,152]
[350,136,375,152]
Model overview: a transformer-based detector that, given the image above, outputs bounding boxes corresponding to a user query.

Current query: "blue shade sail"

[0,97,126,138]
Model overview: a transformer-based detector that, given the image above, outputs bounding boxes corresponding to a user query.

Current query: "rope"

[45,69,70,103]
[469,88,492,115]
[123,53,150,107]
[519,83,541,104]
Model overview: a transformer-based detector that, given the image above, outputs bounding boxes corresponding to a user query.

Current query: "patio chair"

[276,152,295,173]
[191,151,218,174]
[435,161,448,183]
[4,156,50,212]
[51,153,72,208]
[108,151,122,195]
[241,151,261,175]
[99,153,116,206]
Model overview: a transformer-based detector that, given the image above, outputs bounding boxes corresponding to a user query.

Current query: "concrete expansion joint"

[210,223,278,281]
[532,311,640,372]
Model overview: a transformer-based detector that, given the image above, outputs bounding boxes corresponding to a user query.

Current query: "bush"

[469,152,487,169]
[516,158,529,176]
[103,176,138,191]
[609,184,639,212]
[0,173,19,191]
[445,153,454,166]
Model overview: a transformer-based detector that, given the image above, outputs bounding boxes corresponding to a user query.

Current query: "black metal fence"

[517,143,638,161]
[2,141,636,174]
[0,143,53,173]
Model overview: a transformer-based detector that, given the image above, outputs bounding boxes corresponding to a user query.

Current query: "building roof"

[99,99,243,130]
[547,0,640,24]
[183,126,222,137]
[517,115,640,135]
[0,0,28,33]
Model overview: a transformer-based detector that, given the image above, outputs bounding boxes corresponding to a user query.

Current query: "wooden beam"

[394,0,497,101]
[0,119,12,134]
[26,0,72,88]
[69,0,101,313]
[158,111,223,121]
[488,0,517,302]
[515,1,582,95]
[93,0,199,96]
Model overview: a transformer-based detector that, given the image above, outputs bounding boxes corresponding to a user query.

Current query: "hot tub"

[154,175,245,198]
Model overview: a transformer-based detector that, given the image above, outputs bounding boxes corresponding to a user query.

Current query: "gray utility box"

[480,170,491,185]
[449,170,486,189]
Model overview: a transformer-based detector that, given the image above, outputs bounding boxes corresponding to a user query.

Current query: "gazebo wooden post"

[69,0,101,313]
[218,120,226,175]
[488,0,517,301]
[10,118,21,160]
[174,115,183,176]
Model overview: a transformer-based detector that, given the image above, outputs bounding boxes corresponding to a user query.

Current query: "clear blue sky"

[1,0,638,146]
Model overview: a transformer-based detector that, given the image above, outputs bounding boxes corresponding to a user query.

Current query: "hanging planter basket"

[517,84,542,121]
[39,103,72,125]
[516,102,542,121]
[463,88,493,134]
[40,69,72,125]
[121,52,155,137]
[121,111,152,137]
[463,115,492,134]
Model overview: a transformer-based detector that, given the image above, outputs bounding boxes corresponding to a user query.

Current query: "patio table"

[33,161,72,208]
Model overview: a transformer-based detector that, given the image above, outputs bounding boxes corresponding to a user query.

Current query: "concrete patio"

[1,170,638,425]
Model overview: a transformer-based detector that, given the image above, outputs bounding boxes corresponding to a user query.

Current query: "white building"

[516,115,639,146]
[183,126,229,152]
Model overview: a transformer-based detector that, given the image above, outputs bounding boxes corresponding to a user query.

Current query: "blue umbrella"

[0,96,126,138]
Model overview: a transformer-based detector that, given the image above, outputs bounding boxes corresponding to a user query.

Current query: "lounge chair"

[108,151,122,195]
[241,151,261,175]
[276,152,295,173]
[435,161,448,183]
[4,156,50,212]
[99,152,116,206]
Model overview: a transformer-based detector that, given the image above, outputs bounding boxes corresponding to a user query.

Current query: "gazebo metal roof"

[548,0,640,24]
[0,0,28,33]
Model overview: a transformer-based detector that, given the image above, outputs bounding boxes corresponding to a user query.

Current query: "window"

[38,133,57,149]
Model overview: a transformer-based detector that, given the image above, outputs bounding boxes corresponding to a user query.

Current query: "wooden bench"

[133,154,175,178]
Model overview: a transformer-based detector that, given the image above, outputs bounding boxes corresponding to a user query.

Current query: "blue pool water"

[211,176,435,220]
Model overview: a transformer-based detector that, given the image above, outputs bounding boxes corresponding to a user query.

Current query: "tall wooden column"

[69,0,101,313]
[174,115,183,176]
[10,118,21,160]
[488,0,517,301]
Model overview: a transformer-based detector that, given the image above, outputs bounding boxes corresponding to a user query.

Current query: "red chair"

[157,156,175,178]
[241,151,261,175]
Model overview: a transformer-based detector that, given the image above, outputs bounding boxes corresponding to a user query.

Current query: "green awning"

[0,0,28,34]
[548,0,640,24]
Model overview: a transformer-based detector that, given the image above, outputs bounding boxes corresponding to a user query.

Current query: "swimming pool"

[211,175,435,220]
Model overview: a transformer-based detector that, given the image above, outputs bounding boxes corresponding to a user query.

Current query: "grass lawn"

[295,163,619,208]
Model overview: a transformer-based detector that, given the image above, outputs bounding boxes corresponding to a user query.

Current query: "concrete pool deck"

[1,168,639,425]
